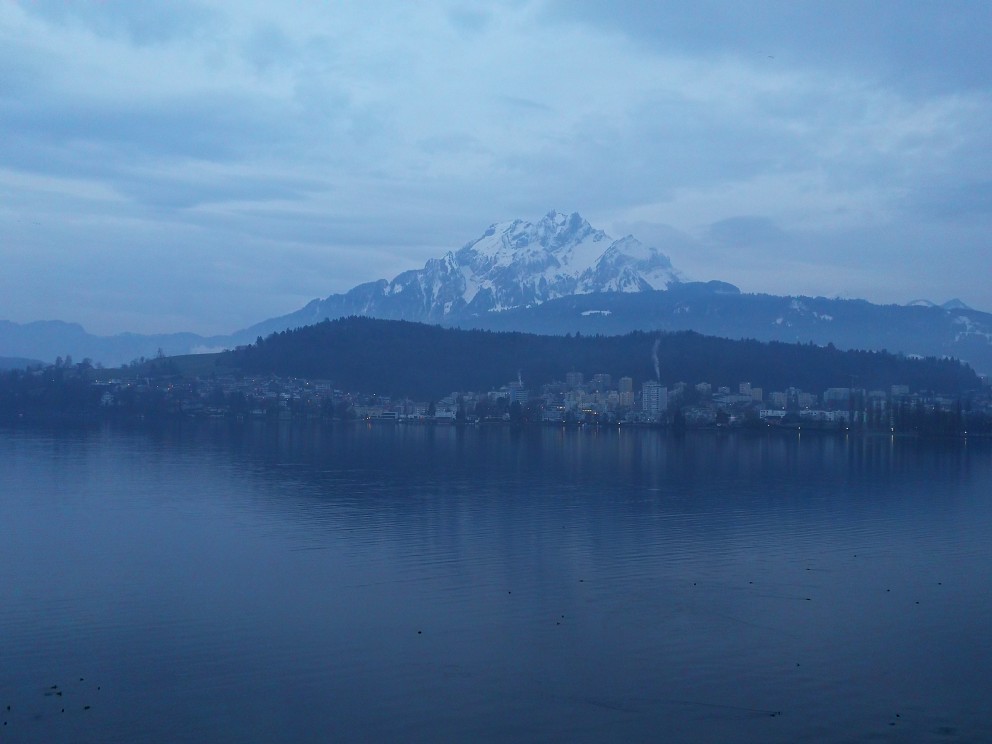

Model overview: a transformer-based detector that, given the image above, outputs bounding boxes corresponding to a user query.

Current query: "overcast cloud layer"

[1,0,990,335]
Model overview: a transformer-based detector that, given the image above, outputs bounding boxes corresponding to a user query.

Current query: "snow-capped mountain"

[257,211,683,332]
[453,211,681,312]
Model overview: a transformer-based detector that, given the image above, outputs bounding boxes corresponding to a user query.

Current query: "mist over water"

[1,422,990,742]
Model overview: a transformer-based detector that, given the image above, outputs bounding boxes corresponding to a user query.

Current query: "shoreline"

[3,412,989,441]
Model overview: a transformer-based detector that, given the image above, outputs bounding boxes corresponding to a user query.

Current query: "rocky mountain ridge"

[249,211,682,334]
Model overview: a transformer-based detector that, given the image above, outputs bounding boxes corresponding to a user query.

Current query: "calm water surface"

[1,422,990,742]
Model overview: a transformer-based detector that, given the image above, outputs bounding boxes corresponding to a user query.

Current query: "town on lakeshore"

[5,357,991,437]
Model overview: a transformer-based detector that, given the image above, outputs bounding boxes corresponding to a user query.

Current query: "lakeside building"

[641,380,668,419]
[591,373,612,391]
[32,361,990,435]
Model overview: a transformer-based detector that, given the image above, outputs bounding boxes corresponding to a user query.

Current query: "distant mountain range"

[907,298,973,311]
[0,319,231,370]
[461,283,992,374]
[2,211,991,375]
[0,355,44,371]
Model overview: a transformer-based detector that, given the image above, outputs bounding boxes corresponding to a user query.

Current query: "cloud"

[242,23,298,73]
[706,216,788,248]
[543,1,992,95]
[1,94,288,164]
[1,0,991,332]
[18,0,219,47]
[500,96,554,113]
[447,7,491,34]
[910,181,992,221]
[113,170,321,210]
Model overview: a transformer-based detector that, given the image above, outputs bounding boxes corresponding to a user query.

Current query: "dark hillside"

[221,317,979,399]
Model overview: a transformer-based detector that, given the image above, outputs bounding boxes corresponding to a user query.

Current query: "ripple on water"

[1,424,990,742]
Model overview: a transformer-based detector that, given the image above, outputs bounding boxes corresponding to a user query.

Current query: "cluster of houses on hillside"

[90,369,992,432]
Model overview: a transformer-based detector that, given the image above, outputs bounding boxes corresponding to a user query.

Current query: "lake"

[1,422,990,742]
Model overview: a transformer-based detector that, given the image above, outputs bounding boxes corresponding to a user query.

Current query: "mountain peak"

[295,210,683,324]
[909,298,974,312]
[539,208,582,224]
[942,298,972,311]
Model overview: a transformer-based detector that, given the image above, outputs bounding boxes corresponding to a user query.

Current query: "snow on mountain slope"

[458,211,682,314]
[296,210,684,324]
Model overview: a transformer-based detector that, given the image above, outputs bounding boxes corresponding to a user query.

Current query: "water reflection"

[0,422,990,743]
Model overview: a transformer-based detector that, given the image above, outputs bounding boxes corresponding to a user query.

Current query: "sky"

[1,0,990,336]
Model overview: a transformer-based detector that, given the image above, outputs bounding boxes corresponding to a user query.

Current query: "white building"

[641,381,668,418]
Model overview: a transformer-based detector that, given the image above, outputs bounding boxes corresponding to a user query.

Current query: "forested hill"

[221,317,979,399]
